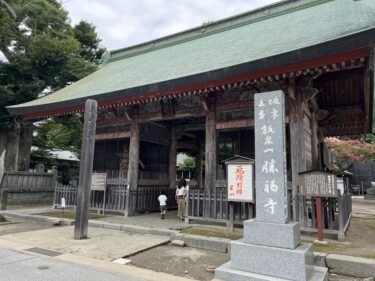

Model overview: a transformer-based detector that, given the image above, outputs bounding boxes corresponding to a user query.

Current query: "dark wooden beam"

[96,131,130,140]
[319,105,363,114]
[177,140,198,150]
[216,119,254,130]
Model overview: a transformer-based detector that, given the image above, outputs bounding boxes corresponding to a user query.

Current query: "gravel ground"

[129,244,368,281]
[130,244,229,281]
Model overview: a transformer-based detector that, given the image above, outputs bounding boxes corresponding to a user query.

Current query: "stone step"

[215,262,328,281]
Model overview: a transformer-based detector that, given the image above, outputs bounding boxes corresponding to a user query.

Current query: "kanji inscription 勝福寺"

[254,91,288,224]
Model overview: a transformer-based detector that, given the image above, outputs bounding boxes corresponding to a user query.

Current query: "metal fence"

[186,185,352,239]
[186,187,255,226]
[349,161,375,193]
[54,174,175,214]
[288,193,352,239]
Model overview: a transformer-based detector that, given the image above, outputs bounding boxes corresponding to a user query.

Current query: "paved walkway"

[0,222,196,281]
[0,246,144,281]
[7,205,231,231]
[352,197,375,215]
[8,198,375,235]
[0,225,169,261]
[98,210,202,230]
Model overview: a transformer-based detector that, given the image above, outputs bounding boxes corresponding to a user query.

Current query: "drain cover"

[38,266,50,270]
[26,247,62,257]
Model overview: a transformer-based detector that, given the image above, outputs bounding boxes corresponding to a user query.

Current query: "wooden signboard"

[226,156,254,202]
[91,173,107,191]
[298,171,337,198]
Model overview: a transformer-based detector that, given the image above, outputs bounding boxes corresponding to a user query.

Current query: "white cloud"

[63,0,278,50]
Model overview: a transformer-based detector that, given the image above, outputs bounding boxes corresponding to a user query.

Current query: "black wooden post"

[205,109,217,192]
[289,91,306,221]
[195,142,202,188]
[228,202,234,232]
[0,189,8,210]
[74,99,97,240]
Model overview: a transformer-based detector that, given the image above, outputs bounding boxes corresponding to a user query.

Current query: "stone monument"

[215,90,328,280]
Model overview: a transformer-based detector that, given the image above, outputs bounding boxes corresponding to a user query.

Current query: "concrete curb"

[2,210,375,278]
[0,211,74,226]
[170,233,230,253]
[88,220,179,236]
[326,253,375,278]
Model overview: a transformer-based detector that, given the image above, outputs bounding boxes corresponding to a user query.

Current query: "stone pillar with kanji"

[216,90,328,281]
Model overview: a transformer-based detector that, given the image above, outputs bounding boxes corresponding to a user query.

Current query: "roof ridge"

[109,0,332,62]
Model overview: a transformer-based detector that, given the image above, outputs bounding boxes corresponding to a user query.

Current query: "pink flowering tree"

[325,138,375,172]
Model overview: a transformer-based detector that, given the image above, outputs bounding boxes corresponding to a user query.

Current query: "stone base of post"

[215,219,328,281]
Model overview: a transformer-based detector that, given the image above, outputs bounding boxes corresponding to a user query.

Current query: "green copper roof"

[8,0,375,116]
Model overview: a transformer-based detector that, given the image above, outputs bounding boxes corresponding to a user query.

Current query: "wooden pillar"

[74,99,97,240]
[195,142,202,188]
[205,108,216,191]
[125,117,140,217]
[289,91,306,221]
[169,127,177,189]
[311,111,319,170]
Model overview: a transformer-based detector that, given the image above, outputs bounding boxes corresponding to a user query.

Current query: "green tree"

[33,114,83,157]
[0,0,105,170]
[178,156,196,172]
[73,21,105,63]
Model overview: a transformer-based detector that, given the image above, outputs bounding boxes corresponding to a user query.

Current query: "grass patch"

[35,211,105,220]
[312,243,342,253]
[357,253,375,259]
[312,241,359,254]
[180,227,243,240]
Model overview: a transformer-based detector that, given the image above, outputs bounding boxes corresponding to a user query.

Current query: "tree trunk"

[18,121,33,171]
[0,120,32,172]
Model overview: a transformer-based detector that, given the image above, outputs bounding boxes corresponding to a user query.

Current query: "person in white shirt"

[175,178,187,220]
[158,191,168,219]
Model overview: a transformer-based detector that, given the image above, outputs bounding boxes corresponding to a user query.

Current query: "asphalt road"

[0,246,144,281]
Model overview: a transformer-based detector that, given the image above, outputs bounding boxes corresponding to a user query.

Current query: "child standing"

[158,191,167,219]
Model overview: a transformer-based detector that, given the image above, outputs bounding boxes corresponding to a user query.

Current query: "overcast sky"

[63,0,279,51]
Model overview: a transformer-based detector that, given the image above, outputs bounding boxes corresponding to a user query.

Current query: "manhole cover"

[38,266,50,270]
[26,247,62,257]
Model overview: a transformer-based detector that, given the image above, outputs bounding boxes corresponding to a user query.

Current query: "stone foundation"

[215,220,328,281]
